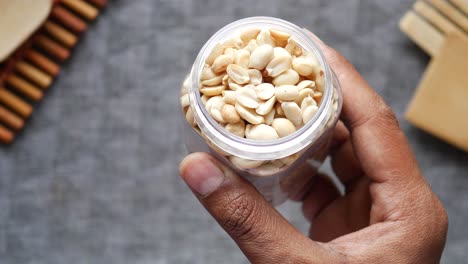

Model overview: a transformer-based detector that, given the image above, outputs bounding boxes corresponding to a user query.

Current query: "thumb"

[179,153,337,263]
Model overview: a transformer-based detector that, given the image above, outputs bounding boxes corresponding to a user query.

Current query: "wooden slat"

[0,105,24,130]
[87,0,107,9]
[427,0,468,32]
[399,11,445,56]
[0,88,33,118]
[62,0,99,20]
[0,124,14,144]
[6,74,43,101]
[51,6,87,33]
[24,50,60,76]
[414,1,466,37]
[450,0,468,15]
[43,21,78,48]
[34,34,70,61]
[15,61,52,89]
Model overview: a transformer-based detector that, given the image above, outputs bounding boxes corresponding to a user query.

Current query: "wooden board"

[406,34,468,152]
[400,0,468,56]
[0,0,52,62]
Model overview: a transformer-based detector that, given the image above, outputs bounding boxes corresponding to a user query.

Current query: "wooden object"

[400,0,468,56]
[0,0,52,61]
[406,35,468,152]
[0,0,106,144]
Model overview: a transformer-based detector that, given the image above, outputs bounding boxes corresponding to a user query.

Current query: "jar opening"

[189,16,337,160]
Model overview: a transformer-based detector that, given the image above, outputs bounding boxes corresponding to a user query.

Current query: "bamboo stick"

[0,105,24,130]
[43,21,78,48]
[0,124,14,144]
[87,0,107,9]
[0,88,33,118]
[6,74,43,101]
[15,61,53,89]
[51,6,87,33]
[24,50,60,76]
[34,35,70,61]
[62,0,99,20]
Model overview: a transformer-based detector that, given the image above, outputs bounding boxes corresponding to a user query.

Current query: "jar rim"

[189,16,338,160]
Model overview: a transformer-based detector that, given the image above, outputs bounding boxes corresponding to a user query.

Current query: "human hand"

[179,33,448,263]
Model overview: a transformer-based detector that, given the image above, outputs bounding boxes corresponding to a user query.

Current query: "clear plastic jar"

[180,17,342,205]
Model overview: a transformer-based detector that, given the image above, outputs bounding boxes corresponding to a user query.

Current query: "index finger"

[306,30,425,189]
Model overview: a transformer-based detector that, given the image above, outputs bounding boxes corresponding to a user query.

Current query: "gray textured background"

[1,0,467,263]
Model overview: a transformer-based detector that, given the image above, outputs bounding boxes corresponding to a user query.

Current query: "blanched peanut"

[274,47,292,58]
[253,161,284,176]
[256,29,276,46]
[208,96,226,123]
[300,95,317,111]
[222,90,236,105]
[223,36,245,49]
[272,69,300,86]
[227,64,250,84]
[200,85,225,96]
[225,120,245,138]
[269,29,291,41]
[221,104,241,123]
[201,95,210,105]
[297,80,315,90]
[234,49,250,68]
[240,28,261,43]
[284,39,298,55]
[295,88,315,105]
[206,43,224,65]
[185,107,196,127]
[182,75,191,95]
[249,44,274,70]
[246,124,279,140]
[201,65,217,81]
[302,104,319,124]
[224,48,237,55]
[292,55,319,76]
[180,94,190,109]
[314,91,323,103]
[316,71,325,92]
[248,69,263,85]
[228,78,243,91]
[235,103,264,124]
[205,96,224,113]
[275,85,299,101]
[244,39,259,53]
[266,53,292,77]
[280,153,299,166]
[271,118,296,138]
[256,96,276,115]
[254,83,275,100]
[230,156,264,169]
[201,75,224,86]
[212,53,234,73]
[236,87,259,108]
[282,102,302,126]
[264,109,275,125]
[275,102,285,116]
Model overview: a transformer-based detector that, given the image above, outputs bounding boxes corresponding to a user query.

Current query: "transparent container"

[180,17,342,205]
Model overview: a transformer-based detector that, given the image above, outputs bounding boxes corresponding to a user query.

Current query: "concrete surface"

[0,0,467,263]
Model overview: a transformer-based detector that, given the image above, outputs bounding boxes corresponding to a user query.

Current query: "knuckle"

[377,104,400,129]
[219,192,262,241]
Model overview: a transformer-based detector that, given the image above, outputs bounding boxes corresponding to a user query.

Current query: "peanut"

[256,96,276,115]
[225,120,245,138]
[248,69,263,85]
[221,104,241,123]
[256,29,276,46]
[246,124,279,141]
[240,28,261,43]
[235,103,264,125]
[249,44,274,70]
[227,64,250,84]
[254,83,275,100]
[236,86,260,109]
[271,118,296,138]
[234,49,250,68]
[272,69,300,86]
[275,85,300,101]
[212,53,234,73]
[282,102,302,126]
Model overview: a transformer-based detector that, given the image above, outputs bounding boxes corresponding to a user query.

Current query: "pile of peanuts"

[181,27,325,142]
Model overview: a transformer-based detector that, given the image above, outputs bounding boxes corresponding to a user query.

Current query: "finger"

[302,173,341,222]
[310,178,371,242]
[305,29,424,191]
[179,153,337,263]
